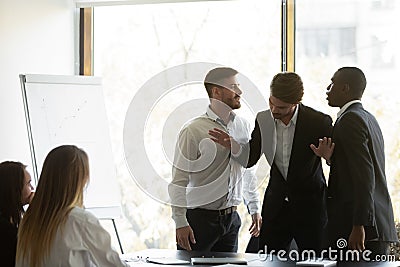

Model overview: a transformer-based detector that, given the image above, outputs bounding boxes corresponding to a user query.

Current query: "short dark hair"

[204,67,239,97]
[0,161,26,226]
[270,72,304,104]
[336,67,366,98]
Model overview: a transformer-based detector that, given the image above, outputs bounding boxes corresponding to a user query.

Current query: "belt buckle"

[219,206,234,216]
[218,208,226,216]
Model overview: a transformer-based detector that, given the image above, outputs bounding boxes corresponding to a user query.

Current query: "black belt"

[190,206,237,216]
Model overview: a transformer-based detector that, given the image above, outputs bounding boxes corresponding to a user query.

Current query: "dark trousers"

[326,215,390,259]
[258,201,324,254]
[327,235,391,261]
[365,241,390,258]
[325,241,390,261]
[177,208,241,252]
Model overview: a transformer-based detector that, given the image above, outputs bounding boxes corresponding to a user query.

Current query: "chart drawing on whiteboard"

[20,74,121,219]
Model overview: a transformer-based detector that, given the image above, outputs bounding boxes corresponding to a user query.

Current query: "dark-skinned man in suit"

[311,67,398,257]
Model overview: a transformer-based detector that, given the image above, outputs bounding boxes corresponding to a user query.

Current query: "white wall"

[0,0,76,165]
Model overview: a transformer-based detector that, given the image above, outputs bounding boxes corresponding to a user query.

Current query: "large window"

[88,0,399,254]
[296,0,400,218]
[93,0,280,252]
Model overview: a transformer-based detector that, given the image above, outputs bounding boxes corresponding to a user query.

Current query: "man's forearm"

[171,206,189,229]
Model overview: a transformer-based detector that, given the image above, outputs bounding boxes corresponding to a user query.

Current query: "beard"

[227,96,241,109]
[272,112,284,119]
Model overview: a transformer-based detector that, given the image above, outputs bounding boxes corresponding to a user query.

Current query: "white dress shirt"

[169,106,260,229]
[337,100,362,119]
[274,105,299,179]
[17,207,128,267]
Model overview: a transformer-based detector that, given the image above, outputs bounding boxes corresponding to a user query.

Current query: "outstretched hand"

[209,128,231,148]
[208,128,241,154]
[310,137,335,163]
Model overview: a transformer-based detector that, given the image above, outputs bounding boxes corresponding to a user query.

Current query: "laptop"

[191,257,247,265]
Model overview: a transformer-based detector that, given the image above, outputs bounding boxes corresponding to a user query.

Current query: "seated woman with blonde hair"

[16,145,128,267]
[0,161,34,267]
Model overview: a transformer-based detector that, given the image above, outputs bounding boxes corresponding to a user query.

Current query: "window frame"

[79,0,296,73]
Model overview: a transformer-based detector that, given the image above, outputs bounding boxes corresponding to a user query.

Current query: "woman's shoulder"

[68,206,99,226]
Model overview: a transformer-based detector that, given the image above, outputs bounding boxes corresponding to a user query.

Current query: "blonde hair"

[16,145,89,267]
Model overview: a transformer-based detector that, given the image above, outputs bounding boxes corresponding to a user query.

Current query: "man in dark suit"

[311,67,398,256]
[209,72,333,254]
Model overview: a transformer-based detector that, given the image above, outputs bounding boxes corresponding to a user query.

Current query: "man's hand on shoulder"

[176,226,196,251]
[208,128,241,154]
[249,213,262,237]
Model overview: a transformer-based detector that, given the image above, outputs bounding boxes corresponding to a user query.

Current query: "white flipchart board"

[20,74,121,219]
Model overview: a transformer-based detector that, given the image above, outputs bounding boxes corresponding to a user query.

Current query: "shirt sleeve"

[79,211,128,267]
[168,127,198,229]
[233,116,263,168]
[239,118,260,215]
[242,164,261,215]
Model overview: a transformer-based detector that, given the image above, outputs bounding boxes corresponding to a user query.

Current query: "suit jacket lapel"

[262,110,277,166]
